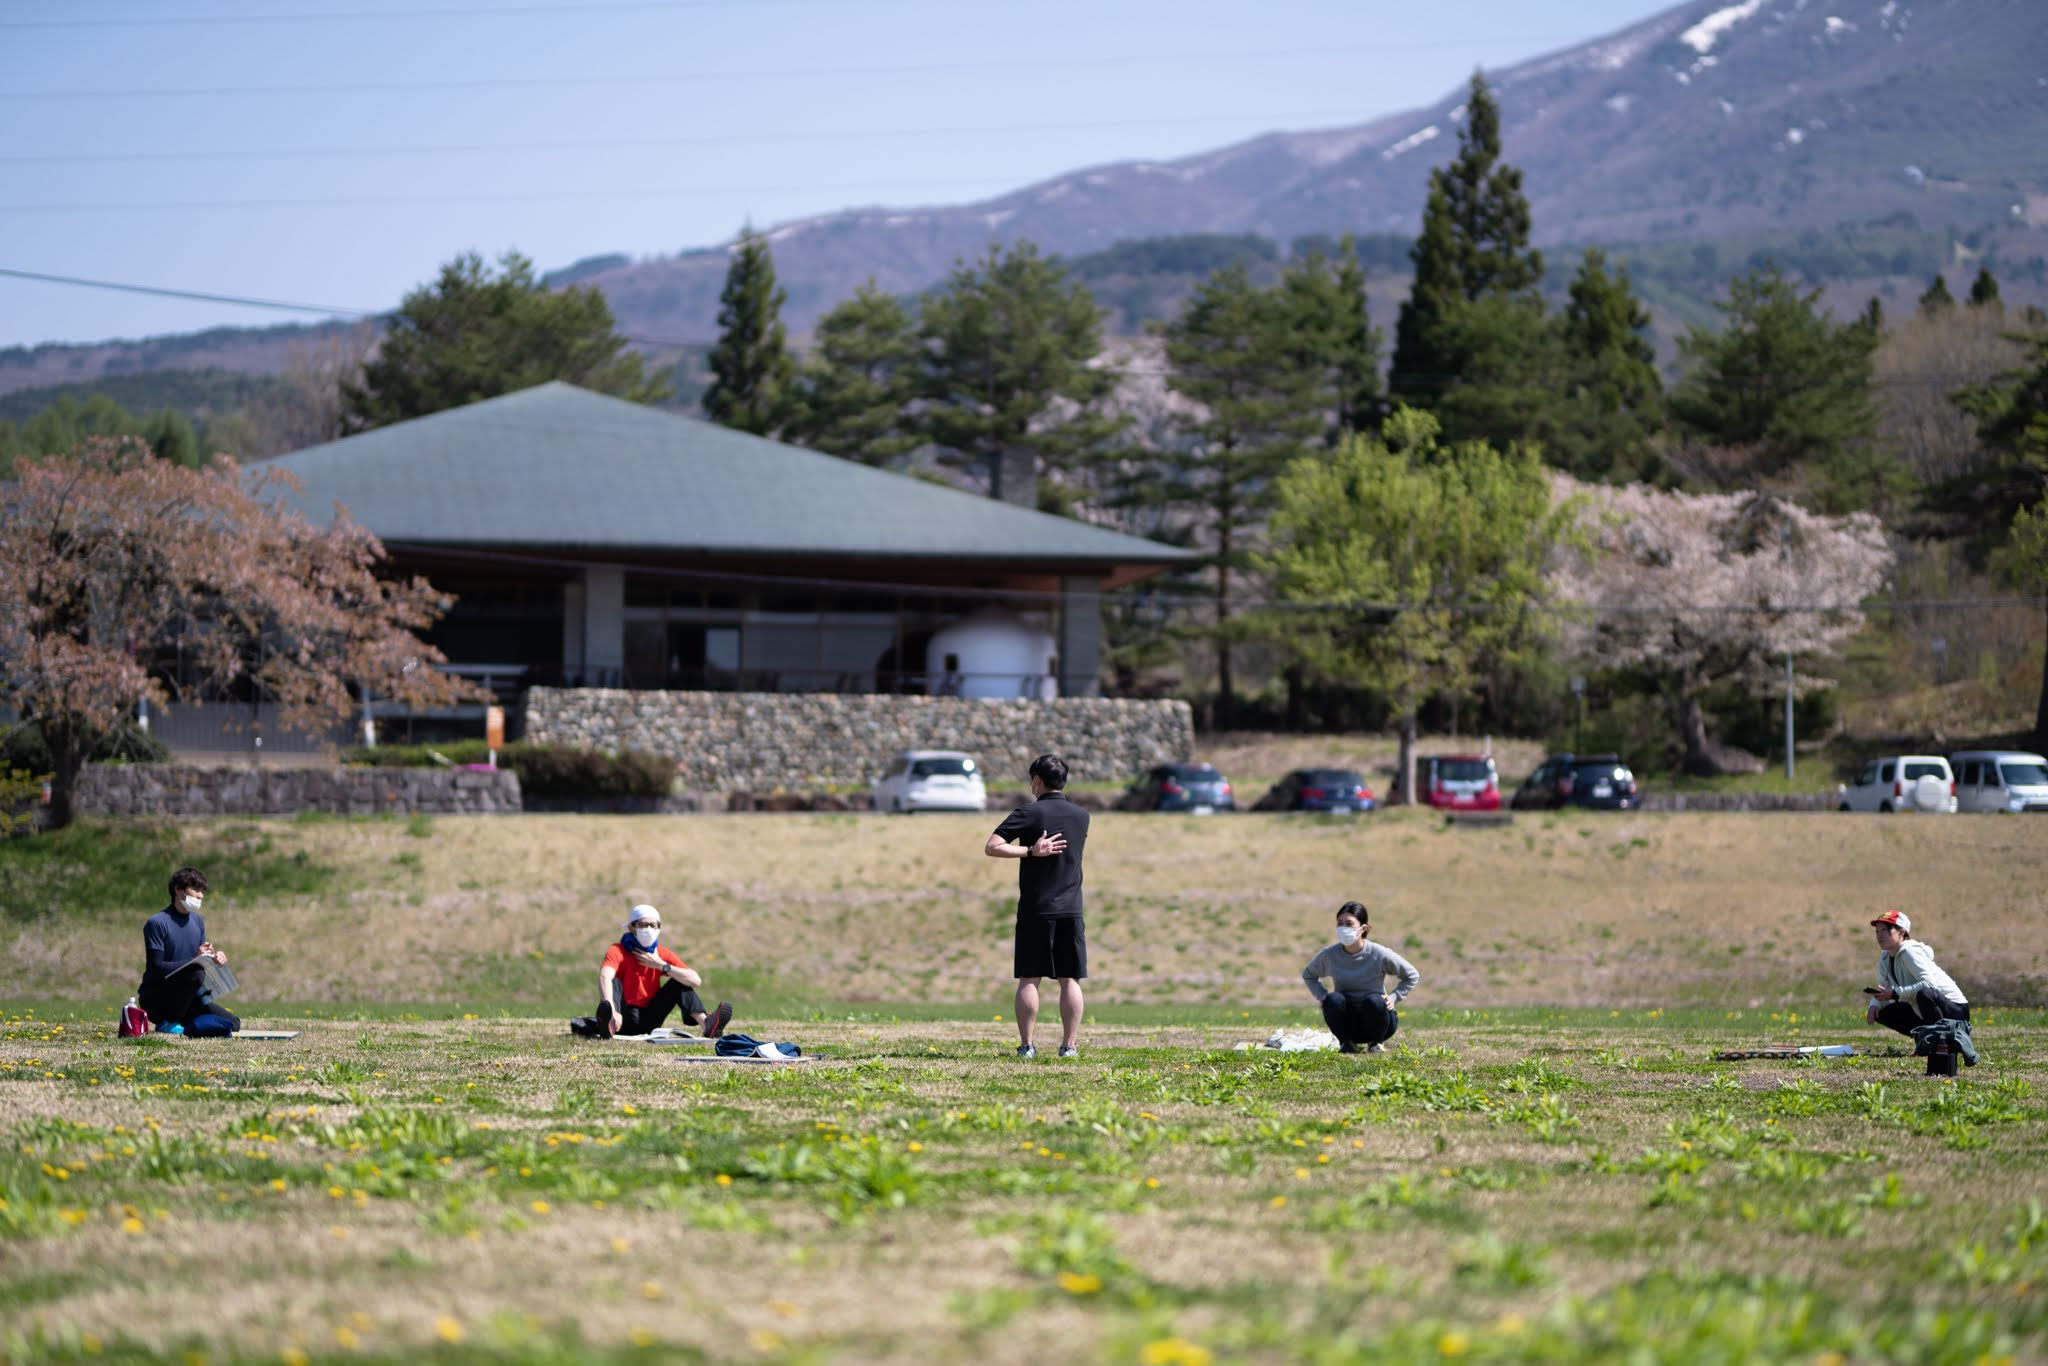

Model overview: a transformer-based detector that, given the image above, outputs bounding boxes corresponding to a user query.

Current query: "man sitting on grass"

[138,866,239,1037]
[570,904,732,1039]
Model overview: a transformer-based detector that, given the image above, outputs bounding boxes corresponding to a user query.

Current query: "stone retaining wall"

[1636,791,1839,812]
[77,764,522,817]
[523,689,1195,793]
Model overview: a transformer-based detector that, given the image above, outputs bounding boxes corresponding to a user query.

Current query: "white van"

[1838,755,1956,813]
[1950,750,2048,814]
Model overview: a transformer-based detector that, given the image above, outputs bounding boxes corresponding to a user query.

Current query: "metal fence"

[147,702,355,758]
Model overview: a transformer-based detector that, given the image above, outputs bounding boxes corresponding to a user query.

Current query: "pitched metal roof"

[265,383,1191,568]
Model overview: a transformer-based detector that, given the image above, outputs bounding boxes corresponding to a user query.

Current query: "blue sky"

[0,0,1679,348]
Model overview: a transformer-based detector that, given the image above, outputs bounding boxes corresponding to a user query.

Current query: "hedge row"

[346,741,675,798]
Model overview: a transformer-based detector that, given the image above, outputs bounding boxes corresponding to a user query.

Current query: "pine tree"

[1860,295,1885,335]
[342,251,665,432]
[1969,265,2002,309]
[914,241,1122,507]
[781,282,920,466]
[1545,248,1664,481]
[1274,237,1383,441]
[702,228,797,436]
[1146,261,1329,724]
[1917,273,1956,315]
[1388,72,1543,410]
[1671,263,1893,512]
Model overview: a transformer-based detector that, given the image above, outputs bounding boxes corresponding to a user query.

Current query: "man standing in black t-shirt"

[985,754,1091,1059]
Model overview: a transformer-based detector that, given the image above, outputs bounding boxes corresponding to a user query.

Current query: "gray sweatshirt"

[1877,939,1967,1010]
[1302,940,1420,1004]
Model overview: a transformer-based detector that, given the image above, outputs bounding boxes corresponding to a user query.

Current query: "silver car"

[1950,750,2048,813]
[1838,755,1956,813]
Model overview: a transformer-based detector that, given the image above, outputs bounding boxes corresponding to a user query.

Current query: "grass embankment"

[5,809,2044,1012]
[0,1011,2044,1363]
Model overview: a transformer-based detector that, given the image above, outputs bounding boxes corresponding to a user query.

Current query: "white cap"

[625,904,661,927]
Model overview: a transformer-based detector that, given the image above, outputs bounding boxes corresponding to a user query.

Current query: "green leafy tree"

[702,228,797,436]
[914,241,1123,507]
[1918,273,1955,315]
[1969,266,2002,309]
[1993,484,2048,750]
[1670,264,1893,512]
[1544,248,1665,482]
[1143,261,1330,723]
[1388,72,1543,412]
[342,251,666,432]
[781,281,920,466]
[0,394,201,477]
[1264,407,1567,803]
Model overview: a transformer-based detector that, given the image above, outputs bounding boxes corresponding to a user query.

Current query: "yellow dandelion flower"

[1139,1336,1213,1366]
[640,1281,664,1301]
[269,1178,287,1192]
[715,1173,733,1187]
[1437,1331,1469,1357]
[1269,1195,1288,1209]
[611,1236,631,1254]
[1294,1168,1310,1180]
[530,1200,551,1215]
[1144,1177,1161,1189]
[282,1348,310,1366]
[907,1142,923,1153]
[434,1317,464,1344]
[1056,1271,1103,1295]
[748,1329,785,1353]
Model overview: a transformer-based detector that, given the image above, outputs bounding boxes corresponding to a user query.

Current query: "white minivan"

[1950,750,2048,814]
[870,750,987,814]
[1838,755,1957,813]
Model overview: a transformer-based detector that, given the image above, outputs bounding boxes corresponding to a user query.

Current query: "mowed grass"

[3,812,2047,1363]
[4,809,2045,1011]
[1,1011,2045,1364]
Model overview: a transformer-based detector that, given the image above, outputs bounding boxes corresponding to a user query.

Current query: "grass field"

[3,812,2046,1363]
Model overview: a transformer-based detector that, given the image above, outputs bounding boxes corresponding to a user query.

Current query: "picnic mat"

[667,1052,812,1065]
[231,1030,302,1040]
[614,1029,716,1046]
[1713,1043,1855,1060]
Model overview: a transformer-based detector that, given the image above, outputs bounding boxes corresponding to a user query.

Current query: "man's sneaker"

[595,1000,618,1039]
[1366,1042,1387,1054]
[1057,1046,1079,1059]
[702,1001,733,1038]
[569,1017,600,1038]
[1015,1044,1037,1059]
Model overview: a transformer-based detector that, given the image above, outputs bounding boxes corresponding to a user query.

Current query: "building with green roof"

[264,383,1192,704]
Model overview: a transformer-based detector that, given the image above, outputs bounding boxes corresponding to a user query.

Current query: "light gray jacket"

[1302,939,1420,1004]
[1878,939,1967,1012]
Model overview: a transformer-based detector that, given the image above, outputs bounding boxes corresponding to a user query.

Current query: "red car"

[1421,754,1501,811]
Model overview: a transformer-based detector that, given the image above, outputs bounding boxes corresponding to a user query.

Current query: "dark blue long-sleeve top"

[141,905,206,988]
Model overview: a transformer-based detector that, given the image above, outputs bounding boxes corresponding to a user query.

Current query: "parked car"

[871,750,987,813]
[1419,754,1501,811]
[1255,768,1377,813]
[1949,750,2048,814]
[1838,755,1956,813]
[1124,763,1235,813]
[1511,754,1639,811]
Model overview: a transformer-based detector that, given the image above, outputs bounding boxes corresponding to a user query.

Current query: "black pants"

[1322,992,1398,1050]
[139,973,240,1035]
[614,978,704,1036]
[1874,995,1969,1038]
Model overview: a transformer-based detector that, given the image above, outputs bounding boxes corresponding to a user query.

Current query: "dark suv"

[1254,768,1376,813]
[1512,754,1639,811]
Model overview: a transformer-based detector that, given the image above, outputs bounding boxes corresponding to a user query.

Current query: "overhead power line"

[0,109,1371,167]
[0,40,1574,101]
[0,177,1026,214]
[0,0,832,29]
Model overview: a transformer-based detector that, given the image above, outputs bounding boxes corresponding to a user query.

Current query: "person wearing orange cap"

[1865,909,1970,1037]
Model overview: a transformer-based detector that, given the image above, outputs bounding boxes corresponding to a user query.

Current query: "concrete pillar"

[583,567,625,686]
[1058,575,1101,699]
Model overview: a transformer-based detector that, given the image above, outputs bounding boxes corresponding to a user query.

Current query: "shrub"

[0,720,169,771]
[0,767,47,838]
[346,741,673,798]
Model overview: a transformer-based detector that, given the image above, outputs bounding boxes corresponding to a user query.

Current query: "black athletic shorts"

[1014,916,1087,980]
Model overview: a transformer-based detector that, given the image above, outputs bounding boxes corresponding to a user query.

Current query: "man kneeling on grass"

[569,904,732,1039]
[1300,901,1419,1054]
[138,866,239,1037]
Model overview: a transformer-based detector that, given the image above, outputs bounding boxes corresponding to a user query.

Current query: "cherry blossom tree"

[0,437,477,827]
[1550,476,1892,775]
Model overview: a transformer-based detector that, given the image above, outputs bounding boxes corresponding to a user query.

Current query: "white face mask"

[179,896,202,914]
[633,925,660,948]
[1336,925,1362,946]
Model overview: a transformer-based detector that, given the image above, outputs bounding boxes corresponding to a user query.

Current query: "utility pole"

[1781,521,1794,782]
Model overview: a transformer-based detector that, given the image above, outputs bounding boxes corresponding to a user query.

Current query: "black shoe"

[703,1001,733,1038]
[595,1000,618,1038]
[569,1017,599,1038]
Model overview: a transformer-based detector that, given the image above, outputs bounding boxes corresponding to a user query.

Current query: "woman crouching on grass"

[1301,901,1419,1054]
